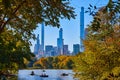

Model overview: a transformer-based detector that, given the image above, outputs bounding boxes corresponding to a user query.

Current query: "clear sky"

[30,0,109,52]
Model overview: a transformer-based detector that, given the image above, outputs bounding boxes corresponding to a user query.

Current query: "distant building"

[57,28,64,55]
[80,7,85,52]
[63,45,69,55]
[73,44,80,55]
[34,23,45,59]
[53,47,58,56]
[34,34,41,57]
[45,45,53,57]
[41,23,44,55]
[45,45,53,53]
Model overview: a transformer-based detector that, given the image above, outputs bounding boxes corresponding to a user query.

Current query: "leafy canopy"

[74,0,120,80]
[0,0,75,75]
[0,0,75,35]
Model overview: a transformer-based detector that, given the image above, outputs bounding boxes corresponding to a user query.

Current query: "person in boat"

[61,73,68,76]
[30,71,35,75]
[40,70,48,77]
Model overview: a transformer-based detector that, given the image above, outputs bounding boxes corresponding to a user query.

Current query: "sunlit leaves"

[74,0,120,79]
[0,0,75,76]
[0,0,76,34]
[34,55,74,69]
[86,0,120,32]
[0,28,34,73]
[74,33,120,79]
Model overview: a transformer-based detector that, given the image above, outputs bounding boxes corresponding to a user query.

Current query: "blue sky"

[30,0,109,52]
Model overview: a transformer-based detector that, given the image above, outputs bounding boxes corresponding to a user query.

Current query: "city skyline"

[34,28,71,58]
[30,0,109,52]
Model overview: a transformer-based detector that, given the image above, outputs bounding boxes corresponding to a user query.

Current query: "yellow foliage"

[16,40,22,47]
[112,67,120,76]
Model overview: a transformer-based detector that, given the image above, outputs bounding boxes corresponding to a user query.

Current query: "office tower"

[73,44,80,55]
[53,47,58,56]
[80,7,85,52]
[45,45,53,56]
[45,45,53,54]
[34,22,45,58]
[63,45,69,55]
[57,28,64,55]
[41,22,44,55]
[34,34,40,55]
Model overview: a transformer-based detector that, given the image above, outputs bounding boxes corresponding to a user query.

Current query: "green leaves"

[0,28,34,73]
[0,0,76,34]
[2,0,11,9]
[0,0,75,75]
[74,0,120,80]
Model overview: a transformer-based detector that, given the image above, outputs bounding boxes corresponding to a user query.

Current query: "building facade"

[73,44,80,55]
[34,23,45,59]
[63,45,69,55]
[41,22,44,55]
[80,7,85,52]
[57,28,64,55]
[34,34,41,56]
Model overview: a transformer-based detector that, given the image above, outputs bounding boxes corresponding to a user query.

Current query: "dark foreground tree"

[74,0,120,80]
[0,0,75,34]
[0,0,76,77]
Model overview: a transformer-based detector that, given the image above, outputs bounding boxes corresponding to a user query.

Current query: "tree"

[74,0,120,80]
[34,56,74,69]
[0,28,34,74]
[0,0,75,34]
[0,0,75,75]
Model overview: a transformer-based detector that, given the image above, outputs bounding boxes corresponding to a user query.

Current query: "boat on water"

[40,74,48,77]
[61,73,68,76]
[40,70,48,77]
[30,71,35,75]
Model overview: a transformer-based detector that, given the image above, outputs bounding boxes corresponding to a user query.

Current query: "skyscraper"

[45,45,53,56]
[41,22,44,55]
[63,45,69,55]
[34,23,45,58]
[57,28,64,55]
[80,7,85,52]
[73,44,80,55]
[34,34,40,55]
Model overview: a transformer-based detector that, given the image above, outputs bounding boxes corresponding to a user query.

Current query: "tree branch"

[0,0,26,34]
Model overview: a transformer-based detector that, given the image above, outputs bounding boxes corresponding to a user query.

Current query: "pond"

[18,69,78,80]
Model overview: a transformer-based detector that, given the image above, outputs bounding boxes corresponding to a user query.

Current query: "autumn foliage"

[74,0,120,80]
[34,55,74,69]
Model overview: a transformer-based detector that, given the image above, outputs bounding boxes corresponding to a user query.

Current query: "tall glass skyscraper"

[63,45,69,55]
[80,7,85,52]
[34,34,40,55]
[57,28,64,55]
[34,23,45,58]
[41,22,44,54]
[73,44,80,55]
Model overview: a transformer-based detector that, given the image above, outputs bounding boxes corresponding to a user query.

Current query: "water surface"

[18,69,77,80]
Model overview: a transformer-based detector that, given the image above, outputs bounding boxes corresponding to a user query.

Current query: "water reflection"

[18,69,75,80]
